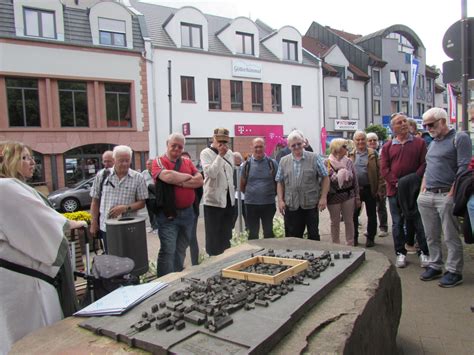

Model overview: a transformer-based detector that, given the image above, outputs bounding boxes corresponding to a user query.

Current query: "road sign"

[442,18,474,60]
[442,59,462,83]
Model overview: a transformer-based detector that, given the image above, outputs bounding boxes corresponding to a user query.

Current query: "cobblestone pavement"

[139,207,474,354]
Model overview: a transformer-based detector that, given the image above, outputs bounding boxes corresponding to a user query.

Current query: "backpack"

[241,157,277,193]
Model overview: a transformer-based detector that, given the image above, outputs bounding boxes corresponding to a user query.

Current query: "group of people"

[1,105,472,353]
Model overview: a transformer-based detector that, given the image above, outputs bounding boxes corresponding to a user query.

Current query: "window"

[443,92,448,104]
[271,84,282,112]
[427,78,433,92]
[6,78,40,127]
[181,76,195,101]
[340,97,349,118]
[417,74,425,89]
[329,96,337,118]
[236,32,254,55]
[181,23,202,49]
[351,98,359,119]
[391,101,400,113]
[401,71,409,86]
[283,40,298,61]
[59,81,88,127]
[292,85,301,107]
[208,79,221,109]
[390,70,399,85]
[99,18,126,47]
[105,83,131,127]
[230,80,243,110]
[334,66,347,91]
[401,101,409,115]
[386,32,414,55]
[372,70,381,85]
[251,82,263,111]
[373,99,381,116]
[24,7,56,39]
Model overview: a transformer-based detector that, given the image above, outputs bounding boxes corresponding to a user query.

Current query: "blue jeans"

[156,207,194,277]
[388,195,428,256]
[468,194,474,230]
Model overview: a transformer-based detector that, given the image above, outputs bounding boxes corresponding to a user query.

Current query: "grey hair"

[366,132,378,141]
[287,129,304,143]
[233,152,243,160]
[390,112,407,126]
[422,107,448,121]
[252,137,265,145]
[166,132,186,145]
[353,130,366,139]
[112,145,132,159]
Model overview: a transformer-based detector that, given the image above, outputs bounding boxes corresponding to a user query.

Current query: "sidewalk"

[141,208,474,354]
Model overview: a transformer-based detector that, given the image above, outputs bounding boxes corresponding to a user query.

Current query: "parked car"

[48,177,95,212]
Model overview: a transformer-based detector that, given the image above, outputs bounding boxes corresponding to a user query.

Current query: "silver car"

[48,177,94,212]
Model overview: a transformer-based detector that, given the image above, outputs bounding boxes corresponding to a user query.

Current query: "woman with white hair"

[324,138,359,246]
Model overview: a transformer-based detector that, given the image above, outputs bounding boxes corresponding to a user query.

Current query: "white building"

[133,1,324,159]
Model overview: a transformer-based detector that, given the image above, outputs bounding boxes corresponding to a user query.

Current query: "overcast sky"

[143,0,472,69]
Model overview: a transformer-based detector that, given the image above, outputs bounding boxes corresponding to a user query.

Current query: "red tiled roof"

[326,26,362,42]
[302,36,330,58]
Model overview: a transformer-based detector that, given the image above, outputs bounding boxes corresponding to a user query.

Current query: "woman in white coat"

[0,141,87,354]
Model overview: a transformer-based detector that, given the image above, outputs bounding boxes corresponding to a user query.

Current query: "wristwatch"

[126,205,132,212]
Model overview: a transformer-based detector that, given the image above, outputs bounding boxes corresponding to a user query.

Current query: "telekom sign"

[234,125,284,156]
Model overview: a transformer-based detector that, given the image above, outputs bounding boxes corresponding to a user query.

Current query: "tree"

[365,124,388,141]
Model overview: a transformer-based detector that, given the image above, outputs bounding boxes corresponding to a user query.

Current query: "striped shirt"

[275,151,328,182]
[90,168,148,231]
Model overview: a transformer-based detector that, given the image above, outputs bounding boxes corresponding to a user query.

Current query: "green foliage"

[139,260,157,283]
[231,229,249,247]
[198,249,210,264]
[365,124,388,141]
[272,216,285,239]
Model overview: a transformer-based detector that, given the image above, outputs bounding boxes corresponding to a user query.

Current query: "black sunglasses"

[291,142,303,149]
[423,119,441,129]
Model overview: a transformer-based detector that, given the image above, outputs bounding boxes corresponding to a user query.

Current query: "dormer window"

[99,18,126,47]
[236,32,254,55]
[181,23,203,49]
[282,40,298,61]
[24,7,56,39]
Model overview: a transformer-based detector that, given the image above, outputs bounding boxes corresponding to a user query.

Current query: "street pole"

[168,60,173,134]
[461,0,469,131]
[236,166,243,234]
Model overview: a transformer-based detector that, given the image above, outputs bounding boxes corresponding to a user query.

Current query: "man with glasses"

[200,128,235,256]
[276,130,329,240]
[418,108,471,287]
[90,145,148,254]
[240,137,278,239]
[152,133,203,276]
[380,113,430,268]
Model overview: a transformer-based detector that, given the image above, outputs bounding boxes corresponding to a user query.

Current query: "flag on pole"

[410,55,420,116]
[447,84,457,123]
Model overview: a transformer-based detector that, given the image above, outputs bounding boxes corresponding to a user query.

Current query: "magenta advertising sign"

[320,127,327,153]
[234,124,284,156]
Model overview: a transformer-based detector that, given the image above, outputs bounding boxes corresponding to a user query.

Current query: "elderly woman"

[366,132,388,237]
[349,131,385,247]
[324,139,359,246]
[0,141,87,354]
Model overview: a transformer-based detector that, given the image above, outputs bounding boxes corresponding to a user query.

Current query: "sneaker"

[405,243,417,255]
[439,272,463,288]
[395,253,406,268]
[420,267,442,281]
[378,230,388,237]
[366,239,375,248]
[419,253,430,268]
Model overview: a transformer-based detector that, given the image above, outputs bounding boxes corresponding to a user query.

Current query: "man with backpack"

[240,138,278,239]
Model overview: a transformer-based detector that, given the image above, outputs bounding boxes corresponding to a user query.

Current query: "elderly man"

[418,108,472,287]
[152,133,203,277]
[349,131,385,247]
[276,130,329,240]
[200,128,235,256]
[90,145,148,253]
[101,150,114,169]
[366,132,388,238]
[240,138,278,239]
[380,113,430,268]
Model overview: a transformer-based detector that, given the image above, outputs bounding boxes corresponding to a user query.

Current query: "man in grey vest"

[418,108,472,288]
[276,130,329,240]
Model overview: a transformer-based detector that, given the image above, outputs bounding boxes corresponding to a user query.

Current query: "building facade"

[132,2,323,161]
[0,0,149,190]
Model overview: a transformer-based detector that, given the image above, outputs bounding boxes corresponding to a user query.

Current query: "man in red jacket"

[380,113,430,269]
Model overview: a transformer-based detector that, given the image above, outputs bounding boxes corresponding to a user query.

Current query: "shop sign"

[334,119,358,131]
[232,60,262,79]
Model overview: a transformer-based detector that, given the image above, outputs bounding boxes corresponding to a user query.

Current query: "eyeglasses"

[290,142,303,149]
[170,143,184,150]
[423,118,441,129]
